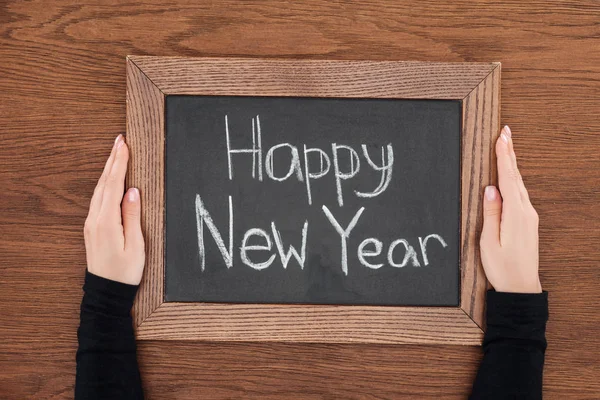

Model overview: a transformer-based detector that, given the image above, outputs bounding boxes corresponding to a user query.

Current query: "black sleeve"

[75,271,144,400]
[470,290,549,400]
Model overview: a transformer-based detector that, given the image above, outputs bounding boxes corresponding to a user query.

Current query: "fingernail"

[128,188,139,202]
[503,125,512,138]
[501,132,509,143]
[114,134,122,147]
[485,186,497,201]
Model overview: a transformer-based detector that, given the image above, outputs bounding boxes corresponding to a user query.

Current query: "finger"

[480,185,503,247]
[99,138,129,222]
[122,188,144,252]
[503,125,530,204]
[496,126,522,205]
[88,135,122,219]
[519,177,531,204]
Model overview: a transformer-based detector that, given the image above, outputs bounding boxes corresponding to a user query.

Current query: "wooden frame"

[126,56,500,345]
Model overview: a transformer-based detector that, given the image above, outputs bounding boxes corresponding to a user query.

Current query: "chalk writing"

[194,114,450,275]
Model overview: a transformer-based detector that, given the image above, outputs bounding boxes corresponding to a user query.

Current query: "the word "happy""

[225,115,394,206]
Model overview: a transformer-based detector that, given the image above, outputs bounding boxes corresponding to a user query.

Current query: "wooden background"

[0,1,598,398]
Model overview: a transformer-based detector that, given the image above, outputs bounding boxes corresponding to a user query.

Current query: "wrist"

[83,270,139,317]
[492,279,542,294]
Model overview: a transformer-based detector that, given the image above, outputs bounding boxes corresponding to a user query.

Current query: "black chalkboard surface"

[164,95,461,306]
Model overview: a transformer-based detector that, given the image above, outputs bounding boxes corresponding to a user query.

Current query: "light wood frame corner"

[126,56,500,345]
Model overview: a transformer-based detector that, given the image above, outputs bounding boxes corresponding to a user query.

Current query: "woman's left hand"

[83,134,145,285]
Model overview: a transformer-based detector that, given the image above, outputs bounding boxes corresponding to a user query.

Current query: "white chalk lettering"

[322,205,365,275]
[418,234,448,266]
[240,228,276,270]
[226,114,263,181]
[211,114,452,275]
[387,239,421,267]
[355,144,394,199]
[265,143,304,182]
[303,145,331,206]
[195,194,233,271]
[331,143,360,207]
[357,238,384,269]
[271,221,308,269]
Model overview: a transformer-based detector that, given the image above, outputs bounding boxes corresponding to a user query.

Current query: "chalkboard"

[164,95,461,306]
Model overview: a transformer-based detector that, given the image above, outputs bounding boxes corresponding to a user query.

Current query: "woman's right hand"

[479,126,542,294]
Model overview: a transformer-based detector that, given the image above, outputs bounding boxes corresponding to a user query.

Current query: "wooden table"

[1,1,598,398]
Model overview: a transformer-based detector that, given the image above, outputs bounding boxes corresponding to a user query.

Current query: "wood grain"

[126,58,165,326]
[138,303,483,344]
[130,56,496,99]
[460,66,501,328]
[128,57,494,344]
[1,0,599,398]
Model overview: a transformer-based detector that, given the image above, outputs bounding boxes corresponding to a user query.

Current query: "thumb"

[480,185,503,247]
[122,188,144,251]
